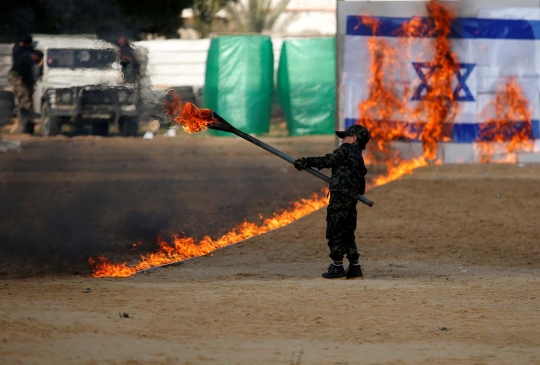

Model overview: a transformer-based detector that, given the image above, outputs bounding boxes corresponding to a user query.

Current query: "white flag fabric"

[342,9,540,143]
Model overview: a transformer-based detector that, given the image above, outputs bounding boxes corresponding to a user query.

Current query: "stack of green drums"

[204,36,274,136]
[277,37,336,136]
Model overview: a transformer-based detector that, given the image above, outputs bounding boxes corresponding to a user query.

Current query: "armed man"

[12,35,34,63]
[9,49,43,134]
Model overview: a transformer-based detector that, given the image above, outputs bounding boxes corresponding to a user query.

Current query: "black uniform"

[12,43,33,63]
[304,143,367,262]
[118,43,138,83]
[11,52,36,88]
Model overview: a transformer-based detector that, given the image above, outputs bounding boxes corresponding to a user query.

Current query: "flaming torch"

[165,91,374,207]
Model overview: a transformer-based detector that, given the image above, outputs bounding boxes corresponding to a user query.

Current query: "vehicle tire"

[171,86,197,106]
[40,103,62,136]
[0,91,15,127]
[92,122,109,137]
[17,108,35,135]
[119,116,138,137]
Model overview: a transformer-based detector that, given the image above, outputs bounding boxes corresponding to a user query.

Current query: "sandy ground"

[1,134,539,364]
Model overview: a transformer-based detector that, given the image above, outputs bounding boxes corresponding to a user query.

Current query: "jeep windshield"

[47,49,117,69]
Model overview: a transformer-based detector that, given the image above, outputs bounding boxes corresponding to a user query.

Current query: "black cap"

[335,124,370,140]
[21,35,33,44]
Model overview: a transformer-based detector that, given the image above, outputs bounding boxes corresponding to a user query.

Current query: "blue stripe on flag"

[346,16,540,40]
[344,119,540,143]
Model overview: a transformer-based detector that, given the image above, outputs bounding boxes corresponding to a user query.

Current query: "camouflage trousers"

[8,71,33,110]
[326,191,359,262]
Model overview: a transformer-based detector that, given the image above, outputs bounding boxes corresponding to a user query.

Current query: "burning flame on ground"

[90,191,329,278]
[370,157,430,187]
[89,156,425,278]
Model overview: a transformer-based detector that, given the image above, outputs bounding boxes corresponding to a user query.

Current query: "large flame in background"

[357,16,415,155]
[410,0,460,161]
[477,77,535,163]
[89,0,535,278]
[358,0,459,166]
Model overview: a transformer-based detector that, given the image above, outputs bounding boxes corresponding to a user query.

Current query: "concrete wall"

[135,38,286,90]
[0,45,12,89]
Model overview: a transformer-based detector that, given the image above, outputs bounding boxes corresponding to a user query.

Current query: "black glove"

[294,158,308,171]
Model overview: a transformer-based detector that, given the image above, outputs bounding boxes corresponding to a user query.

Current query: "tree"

[116,0,192,38]
[0,0,193,43]
[225,0,295,34]
[192,0,232,38]
[0,0,44,43]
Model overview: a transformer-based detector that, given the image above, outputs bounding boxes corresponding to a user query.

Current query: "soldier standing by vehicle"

[117,36,139,84]
[9,50,43,134]
[12,35,34,63]
[294,125,370,280]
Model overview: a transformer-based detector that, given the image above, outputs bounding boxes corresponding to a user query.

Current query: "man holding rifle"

[294,125,370,280]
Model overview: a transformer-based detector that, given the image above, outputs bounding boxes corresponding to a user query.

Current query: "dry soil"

[1,134,539,364]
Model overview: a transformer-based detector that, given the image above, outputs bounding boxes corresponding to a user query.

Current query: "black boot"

[346,263,363,280]
[321,263,346,279]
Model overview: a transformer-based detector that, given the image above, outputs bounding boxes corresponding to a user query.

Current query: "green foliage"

[0,0,192,42]
[192,0,232,38]
[116,0,191,38]
[225,0,294,33]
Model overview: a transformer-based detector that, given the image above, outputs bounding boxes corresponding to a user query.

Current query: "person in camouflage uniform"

[8,71,33,110]
[294,124,370,280]
[9,50,43,133]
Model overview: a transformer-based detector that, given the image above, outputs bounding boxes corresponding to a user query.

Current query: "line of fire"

[88,0,536,278]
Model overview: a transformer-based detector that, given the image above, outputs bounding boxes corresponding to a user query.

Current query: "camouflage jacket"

[306,143,367,196]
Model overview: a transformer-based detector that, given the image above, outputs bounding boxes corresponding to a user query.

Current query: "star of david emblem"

[411,62,476,102]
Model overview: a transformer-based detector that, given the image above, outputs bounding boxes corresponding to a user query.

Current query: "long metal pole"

[226,125,374,208]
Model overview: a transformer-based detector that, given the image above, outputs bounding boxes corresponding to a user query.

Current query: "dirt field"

[1,134,539,364]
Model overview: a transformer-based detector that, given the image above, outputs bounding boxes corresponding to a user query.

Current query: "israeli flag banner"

[342,14,540,143]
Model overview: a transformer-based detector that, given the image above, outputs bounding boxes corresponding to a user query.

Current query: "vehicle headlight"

[118,90,129,103]
[55,89,73,104]
[61,92,72,103]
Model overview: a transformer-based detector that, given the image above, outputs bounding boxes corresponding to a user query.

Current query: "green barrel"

[277,37,336,136]
[204,36,274,136]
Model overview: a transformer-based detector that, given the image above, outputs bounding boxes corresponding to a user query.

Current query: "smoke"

[0,183,111,274]
[0,141,176,276]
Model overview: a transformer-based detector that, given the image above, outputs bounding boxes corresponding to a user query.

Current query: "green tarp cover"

[277,38,336,136]
[204,36,274,136]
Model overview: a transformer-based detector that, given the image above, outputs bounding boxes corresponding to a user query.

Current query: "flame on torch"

[164,90,216,133]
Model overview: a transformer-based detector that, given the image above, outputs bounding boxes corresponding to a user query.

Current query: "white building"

[181,0,337,37]
[275,0,336,35]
